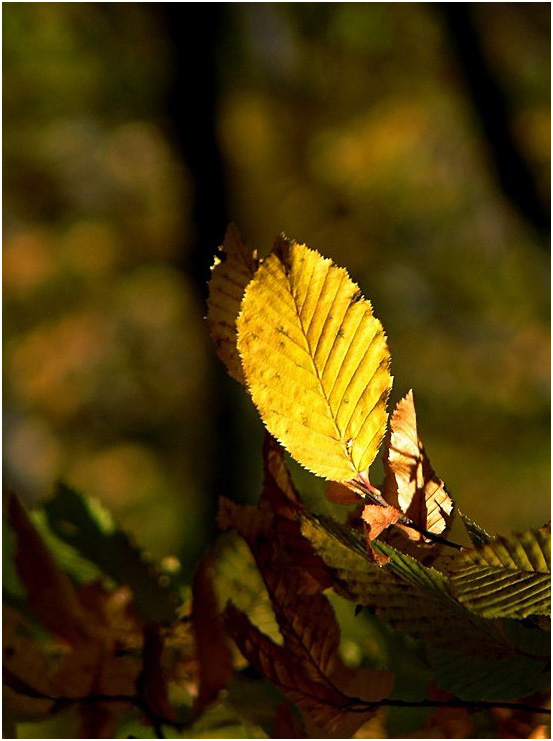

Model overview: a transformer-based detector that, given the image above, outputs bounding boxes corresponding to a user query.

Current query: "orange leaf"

[207,224,259,383]
[259,434,303,518]
[383,390,453,539]
[218,450,333,596]
[4,491,90,644]
[360,503,402,565]
[325,480,363,505]
[272,701,308,739]
[225,602,376,737]
[192,554,234,712]
[361,503,402,541]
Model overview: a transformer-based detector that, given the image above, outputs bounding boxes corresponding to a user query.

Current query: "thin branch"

[346,696,551,716]
[6,678,187,738]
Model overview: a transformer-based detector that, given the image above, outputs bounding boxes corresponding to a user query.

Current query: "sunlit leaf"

[361,503,402,540]
[301,515,514,659]
[459,511,492,547]
[207,224,259,384]
[212,532,281,647]
[449,565,550,619]
[383,390,453,539]
[447,528,550,573]
[236,237,392,481]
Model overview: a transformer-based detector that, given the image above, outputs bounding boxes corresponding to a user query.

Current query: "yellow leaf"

[383,390,453,537]
[237,237,392,481]
[207,224,259,383]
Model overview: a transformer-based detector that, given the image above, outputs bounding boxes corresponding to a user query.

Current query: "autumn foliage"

[3,227,550,738]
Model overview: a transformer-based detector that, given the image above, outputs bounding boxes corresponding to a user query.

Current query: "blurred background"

[3,3,550,570]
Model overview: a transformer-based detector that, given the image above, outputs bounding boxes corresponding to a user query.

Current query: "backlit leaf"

[207,224,259,383]
[459,511,492,547]
[361,503,402,541]
[301,515,513,659]
[212,532,281,647]
[449,565,550,619]
[218,445,333,594]
[383,390,453,538]
[225,590,379,737]
[448,528,550,573]
[236,237,392,481]
[225,603,355,734]
[440,528,551,621]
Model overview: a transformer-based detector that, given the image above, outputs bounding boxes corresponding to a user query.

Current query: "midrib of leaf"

[271,587,339,689]
[284,257,345,455]
[238,241,391,480]
[279,251,386,474]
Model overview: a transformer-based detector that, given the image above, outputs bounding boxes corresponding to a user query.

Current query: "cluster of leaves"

[3,227,550,738]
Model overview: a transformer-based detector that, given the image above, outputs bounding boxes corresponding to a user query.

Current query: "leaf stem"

[354,475,464,550]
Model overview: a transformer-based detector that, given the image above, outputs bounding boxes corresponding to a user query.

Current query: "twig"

[347,696,551,715]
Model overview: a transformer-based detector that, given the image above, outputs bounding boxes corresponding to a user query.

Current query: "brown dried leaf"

[325,480,363,505]
[4,491,90,644]
[218,478,333,595]
[259,433,303,518]
[225,603,375,738]
[139,624,175,722]
[383,390,453,539]
[272,701,308,739]
[360,503,403,565]
[192,554,234,712]
[77,703,118,739]
[361,503,402,541]
[207,224,259,383]
[217,496,274,541]
[3,606,58,704]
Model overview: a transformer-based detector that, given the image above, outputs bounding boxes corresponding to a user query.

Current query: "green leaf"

[42,482,181,623]
[301,516,513,659]
[428,647,550,701]
[502,618,551,657]
[459,511,492,547]
[31,511,102,585]
[449,564,550,619]
[440,529,551,619]
[451,528,550,572]
[212,532,281,646]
